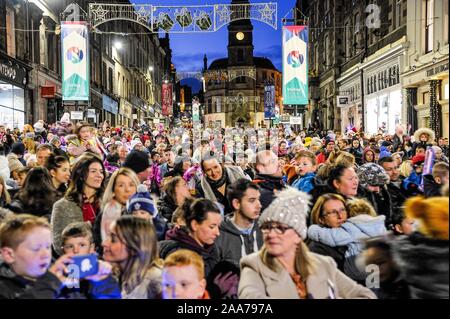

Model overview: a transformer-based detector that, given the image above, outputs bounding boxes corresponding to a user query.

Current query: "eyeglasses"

[322,207,347,218]
[260,223,292,235]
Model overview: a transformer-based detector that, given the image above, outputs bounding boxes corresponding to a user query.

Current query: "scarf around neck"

[206,168,228,190]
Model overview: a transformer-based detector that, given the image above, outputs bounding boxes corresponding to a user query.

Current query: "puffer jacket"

[157,194,178,222]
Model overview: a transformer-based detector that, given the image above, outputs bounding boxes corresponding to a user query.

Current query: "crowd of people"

[0,115,448,299]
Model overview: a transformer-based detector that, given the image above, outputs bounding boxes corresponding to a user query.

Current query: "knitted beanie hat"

[259,187,310,240]
[357,163,389,186]
[126,184,157,217]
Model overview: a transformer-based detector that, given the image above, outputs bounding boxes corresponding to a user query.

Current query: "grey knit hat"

[357,163,390,187]
[258,187,310,240]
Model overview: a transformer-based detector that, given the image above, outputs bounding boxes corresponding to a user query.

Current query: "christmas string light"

[429,80,442,139]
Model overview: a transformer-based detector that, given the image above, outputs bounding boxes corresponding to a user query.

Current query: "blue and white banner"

[282,26,308,105]
[264,85,276,119]
[61,22,89,101]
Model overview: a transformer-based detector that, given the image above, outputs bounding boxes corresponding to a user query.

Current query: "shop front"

[119,98,132,127]
[0,53,28,129]
[102,94,119,126]
[364,60,402,135]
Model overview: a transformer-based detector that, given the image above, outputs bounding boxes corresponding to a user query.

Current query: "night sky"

[132,0,297,91]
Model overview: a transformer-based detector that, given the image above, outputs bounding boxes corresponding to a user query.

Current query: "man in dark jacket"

[253,150,285,212]
[216,179,263,268]
[379,156,408,215]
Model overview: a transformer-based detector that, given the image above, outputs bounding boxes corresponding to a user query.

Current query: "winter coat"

[121,266,163,299]
[238,251,377,299]
[402,171,423,196]
[0,262,63,299]
[197,166,249,215]
[423,174,443,198]
[159,162,174,179]
[292,172,316,193]
[360,187,393,226]
[349,147,364,165]
[307,239,348,272]
[157,193,178,221]
[159,227,219,279]
[386,181,408,216]
[215,215,263,268]
[308,215,387,258]
[253,174,286,212]
[0,155,10,182]
[51,197,83,256]
[391,232,449,299]
[392,134,406,152]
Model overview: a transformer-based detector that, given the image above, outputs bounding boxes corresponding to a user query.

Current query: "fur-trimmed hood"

[413,128,435,144]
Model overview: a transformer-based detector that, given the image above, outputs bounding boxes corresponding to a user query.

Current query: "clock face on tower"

[236,32,245,41]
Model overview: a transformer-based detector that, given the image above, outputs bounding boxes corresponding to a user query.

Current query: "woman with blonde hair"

[399,160,412,179]
[102,215,163,299]
[239,188,375,299]
[94,167,140,247]
[22,137,36,155]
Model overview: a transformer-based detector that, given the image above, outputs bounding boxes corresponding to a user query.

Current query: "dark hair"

[327,164,353,190]
[44,153,69,172]
[185,199,221,232]
[378,156,395,166]
[200,151,221,171]
[66,153,106,207]
[17,167,56,215]
[415,144,426,152]
[61,222,93,245]
[390,209,406,234]
[227,179,260,210]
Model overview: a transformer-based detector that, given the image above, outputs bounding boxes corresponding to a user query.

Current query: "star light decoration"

[259,3,275,23]
[91,5,108,25]
[135,6,151,24]
[216,5,232,23]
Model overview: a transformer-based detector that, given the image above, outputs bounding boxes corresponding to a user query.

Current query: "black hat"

[123,150,150,174]
[11,142,25,156]
[381,141,392,147]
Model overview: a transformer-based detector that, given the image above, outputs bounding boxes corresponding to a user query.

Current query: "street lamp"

[114,41,123,50]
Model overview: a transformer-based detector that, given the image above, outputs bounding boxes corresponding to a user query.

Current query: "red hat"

[412,154,425,166]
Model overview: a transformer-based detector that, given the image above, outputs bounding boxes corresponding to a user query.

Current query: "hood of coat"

[219,214,258,237]
[413,128,435,144]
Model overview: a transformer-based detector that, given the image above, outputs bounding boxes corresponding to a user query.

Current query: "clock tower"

[227,0,254,66]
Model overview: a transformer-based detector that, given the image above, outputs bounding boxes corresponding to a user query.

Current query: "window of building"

[425,0,434,53]
[353,12,360,54]
[324,34,330,66]
[394,0,402,29]
[6,6,16,57]
[344,21,351,58]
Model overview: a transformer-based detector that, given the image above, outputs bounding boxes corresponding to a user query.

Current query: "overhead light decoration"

[196,11,212,30]
[175,7,193,27]
[158,12,174,31]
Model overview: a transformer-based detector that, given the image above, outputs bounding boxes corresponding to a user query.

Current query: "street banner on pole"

[162,83,173,116]
[282,26,308,105]
[192,99,200,123]
[61,22,89,101]
[264,85,276,119]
